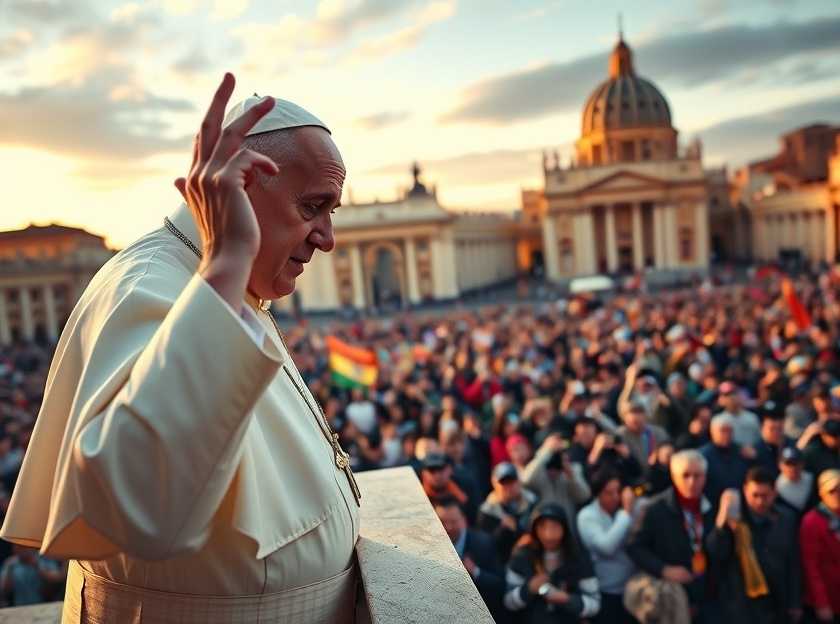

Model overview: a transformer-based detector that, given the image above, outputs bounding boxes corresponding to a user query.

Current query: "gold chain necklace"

[163,218,360,505]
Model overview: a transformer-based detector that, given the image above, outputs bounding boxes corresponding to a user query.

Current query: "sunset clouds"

[0,0,839,248]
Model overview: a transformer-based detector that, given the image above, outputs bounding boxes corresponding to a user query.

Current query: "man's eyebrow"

[301,191,340,206]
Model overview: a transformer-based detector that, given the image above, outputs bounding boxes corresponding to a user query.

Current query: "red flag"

[781,278,811,331]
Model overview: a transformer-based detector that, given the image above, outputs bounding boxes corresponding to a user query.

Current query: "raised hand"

[174,73,278,310]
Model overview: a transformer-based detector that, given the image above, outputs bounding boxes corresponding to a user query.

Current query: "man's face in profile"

[246,126,345,300]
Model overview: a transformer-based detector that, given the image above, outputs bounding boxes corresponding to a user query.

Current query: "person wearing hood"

[504,502,601,623]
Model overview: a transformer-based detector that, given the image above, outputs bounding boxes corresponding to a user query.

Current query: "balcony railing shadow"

[0,466,494,624]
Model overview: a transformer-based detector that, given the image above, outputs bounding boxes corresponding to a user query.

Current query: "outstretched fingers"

[197,73,236,166]
[207,96,275,170]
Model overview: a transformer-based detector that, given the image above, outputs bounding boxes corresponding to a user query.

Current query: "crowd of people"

[1,266,840,622]
[282,267,839,623]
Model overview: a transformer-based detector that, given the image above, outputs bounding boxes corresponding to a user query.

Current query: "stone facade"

[283,164,521,313]
[0,225,114,345]
[534,34,712,281]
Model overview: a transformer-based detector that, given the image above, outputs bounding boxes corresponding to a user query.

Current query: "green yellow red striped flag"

[326,336,378,388]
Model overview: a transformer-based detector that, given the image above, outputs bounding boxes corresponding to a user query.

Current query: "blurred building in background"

[0,224,114,345]
[282,163,522,314]
[533,32,713,281]
[728,125,840,267]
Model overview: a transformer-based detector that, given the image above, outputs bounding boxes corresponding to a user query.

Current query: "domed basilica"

[540,32,712,280]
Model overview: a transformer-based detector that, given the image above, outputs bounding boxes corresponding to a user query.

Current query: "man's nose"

[310,214,335,252]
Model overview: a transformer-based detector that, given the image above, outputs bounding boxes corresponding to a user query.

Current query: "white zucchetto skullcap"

[222,94,330,137]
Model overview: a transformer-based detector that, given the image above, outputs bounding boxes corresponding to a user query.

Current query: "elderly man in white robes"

[0,74,361,623]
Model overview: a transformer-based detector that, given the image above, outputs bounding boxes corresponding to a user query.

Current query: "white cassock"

[0,201,361,623]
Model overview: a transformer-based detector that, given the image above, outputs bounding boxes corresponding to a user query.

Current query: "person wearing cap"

[0,75,359,623]
[776,447,816,514]
[799,469,840,622]
[706,466,802,623]
[419,452,474,522]
[576,470,638,623]
[521,434,591,541]
[713,381,761,450]
[801,419,840,481]
[504,503,601,623]
[700,413,751,508]
[477,462,538,562]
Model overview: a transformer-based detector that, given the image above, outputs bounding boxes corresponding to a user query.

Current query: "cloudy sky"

[1,0,840,248]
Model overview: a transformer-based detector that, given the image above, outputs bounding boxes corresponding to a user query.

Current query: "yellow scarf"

[733,521,769,598]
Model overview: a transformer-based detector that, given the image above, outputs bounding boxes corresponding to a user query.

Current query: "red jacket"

[454,375,501,410]
[800,507,840,613]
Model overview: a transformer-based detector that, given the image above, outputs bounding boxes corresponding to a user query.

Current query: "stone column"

[605,205,618,272]
[769,216,779,260]
[575,208,597,274]
[790,214,800,252]
[43,283,58,341]
[653,203,665,268]
[543,215,560,281]
[404,238,421,303]
[0,290,10,346]
[810,211,824,264]
[758,217,769,261]
[666,204,679,266]
[19,287,34,341]
[431,228,459,299]
[695,202,710,267]
[826,206,837,263]
[632,203,644,270]
[349,244,366,309]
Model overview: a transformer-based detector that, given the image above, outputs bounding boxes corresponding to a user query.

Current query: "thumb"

[174,177,187,200]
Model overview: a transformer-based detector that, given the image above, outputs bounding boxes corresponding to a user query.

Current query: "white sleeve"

[503,568,529,611]
[578,508,632,557]
[578,576,601,617]
[67,274,283,560]
[201,282,267,347]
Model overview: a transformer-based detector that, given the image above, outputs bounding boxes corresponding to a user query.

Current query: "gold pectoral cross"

[331,433,361,501]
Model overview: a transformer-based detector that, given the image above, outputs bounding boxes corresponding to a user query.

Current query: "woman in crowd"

[503,502,600,623]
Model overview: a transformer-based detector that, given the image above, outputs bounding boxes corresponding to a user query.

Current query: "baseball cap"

[492,462,518,482]
[422,453,449,471]
[780,447,803,464]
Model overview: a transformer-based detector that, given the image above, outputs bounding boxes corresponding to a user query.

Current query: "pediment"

[577,170,667,194]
